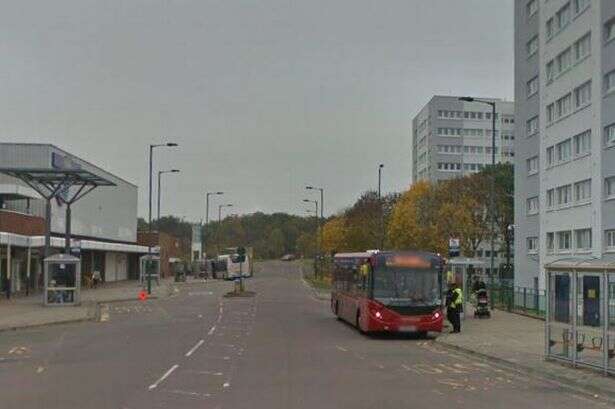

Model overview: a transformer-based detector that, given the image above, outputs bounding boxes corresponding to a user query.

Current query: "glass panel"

[577,274,601,327]
[548,325,573,360]
[48,263,76,288]
[608,333,615,374]
[46,289,75,304]
[551,273,571,323]
[609,273,615,330]
[576,328,605,368]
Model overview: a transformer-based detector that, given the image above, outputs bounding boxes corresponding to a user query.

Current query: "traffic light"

[236,246,246,263]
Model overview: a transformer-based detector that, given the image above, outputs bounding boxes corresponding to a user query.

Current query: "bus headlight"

[433,311,441,320]
[375,311,383,319]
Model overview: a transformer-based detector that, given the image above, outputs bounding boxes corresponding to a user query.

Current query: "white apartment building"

[514,0,615,290]
[412,96,515,184]
[411,95,515,275]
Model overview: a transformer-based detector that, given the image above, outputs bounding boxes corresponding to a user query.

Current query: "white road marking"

[335,346,348,352]
[185,340,205,357]
[198,314,203,318]
[223,382,230,388]
[36,366,45,374]
[148,364,179,390]
[208,326,217,336]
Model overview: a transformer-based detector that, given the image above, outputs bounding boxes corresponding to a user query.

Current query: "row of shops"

[0,143,189,298]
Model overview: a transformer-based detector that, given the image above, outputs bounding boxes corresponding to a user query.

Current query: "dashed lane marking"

[185,340,205,357]
[335,346,348,352]
[208,326,216,336]
[148,364,179,390]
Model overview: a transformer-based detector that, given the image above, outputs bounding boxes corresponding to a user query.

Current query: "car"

[281,254,295,261]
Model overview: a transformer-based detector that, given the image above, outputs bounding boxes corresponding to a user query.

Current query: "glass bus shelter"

[447,257,485,319]
[44,254,81,306]
[545,259,615,375]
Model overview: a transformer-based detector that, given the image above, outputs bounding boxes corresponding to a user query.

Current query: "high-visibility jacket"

[452,288,463,308]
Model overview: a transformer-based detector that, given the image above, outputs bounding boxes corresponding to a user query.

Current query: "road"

[0,261,608,409]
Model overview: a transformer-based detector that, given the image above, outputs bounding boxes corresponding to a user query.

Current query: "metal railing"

[488,285,546,318]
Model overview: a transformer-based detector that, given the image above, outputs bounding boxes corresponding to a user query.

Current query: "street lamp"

[378,164,384,249]
[148,142,178,294]
[205,191,224,258]
[217,203,233,254]
[157,169,180,221]
[303,198,319,276]
[459,96,497,307]
[306,186,324,273]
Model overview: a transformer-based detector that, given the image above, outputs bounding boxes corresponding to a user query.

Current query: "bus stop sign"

[448,238,460,257]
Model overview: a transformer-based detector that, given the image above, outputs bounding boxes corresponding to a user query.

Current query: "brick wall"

[0,210,45,236]
[137,231,183,278]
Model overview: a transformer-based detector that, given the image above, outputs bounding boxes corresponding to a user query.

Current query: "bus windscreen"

[372,267,441,307]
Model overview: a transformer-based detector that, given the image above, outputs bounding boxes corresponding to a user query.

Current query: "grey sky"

[0,0,513,221]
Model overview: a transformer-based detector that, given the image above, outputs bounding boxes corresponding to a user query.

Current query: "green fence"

[490,285,546,318]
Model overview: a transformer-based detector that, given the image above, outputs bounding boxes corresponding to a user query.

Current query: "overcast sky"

[0,0,514,221]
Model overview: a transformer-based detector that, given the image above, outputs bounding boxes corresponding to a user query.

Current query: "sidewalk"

[437,306,615,402]
[0,278,177,331]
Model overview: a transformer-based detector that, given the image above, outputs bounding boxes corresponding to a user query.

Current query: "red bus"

[331,251,445,335]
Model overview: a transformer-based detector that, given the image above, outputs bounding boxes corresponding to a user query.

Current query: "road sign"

[448,238,460,257]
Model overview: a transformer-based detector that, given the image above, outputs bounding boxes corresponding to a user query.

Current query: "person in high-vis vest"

[446,283,463,333]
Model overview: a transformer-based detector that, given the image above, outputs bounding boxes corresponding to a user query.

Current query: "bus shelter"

[44,254,81,306]
[545,259,615,375]
[447,257,486,299]
[139,254,160,286]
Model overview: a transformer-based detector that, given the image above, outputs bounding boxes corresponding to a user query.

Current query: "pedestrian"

[447,282,463,333]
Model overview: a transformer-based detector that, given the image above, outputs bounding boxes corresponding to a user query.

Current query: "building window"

[527,0,538,18]
[574,0,590,14]
[546,232,555,253]
[574,80,592,109]
[527,156,538,175]
[606,176,615,199]
[574,228,592,250]
[557,231,572,251]
[546,18,554,39]
[527,35,539,57]
[527,76,538,98]
[527,196,539,215]
[606,18,615,43]
[556,93,572,118]
[574,32,591,61]
[547,189,555,209]
[573,130,591,156]
[526,116,538,136]
[546,61,554,83]
[556,2,571,32]
[556,47,572,75]
[606,230,615,250]
[556,139,572,162]
[557,184,572,206]
[547,103,555,123]
[546,146,554,167]
[527,237,538,253]
[574,179,591,203]
[605,70,615,94]
[605,123,615,148]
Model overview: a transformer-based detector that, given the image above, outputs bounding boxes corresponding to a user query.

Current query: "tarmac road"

[0,260,608,409]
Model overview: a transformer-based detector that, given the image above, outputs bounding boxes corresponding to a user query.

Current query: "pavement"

[0,277,180,331]
[0,261,612,408]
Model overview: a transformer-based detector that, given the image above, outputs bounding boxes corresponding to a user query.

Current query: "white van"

[218,254,251,279]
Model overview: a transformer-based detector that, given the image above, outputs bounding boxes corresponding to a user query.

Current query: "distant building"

[514,0,615,290]
[0,143,149,294]
[412,95,515,184]
[411,96,515,276]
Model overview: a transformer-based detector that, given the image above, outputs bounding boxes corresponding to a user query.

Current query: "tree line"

[138,163,512,262]
[322,164,513,267]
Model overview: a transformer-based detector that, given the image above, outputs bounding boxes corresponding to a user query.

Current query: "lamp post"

[306,186,324,273]
[157,169,180,221]
[148,142,178,294]
[205,191,224,258]
[303,198,319,277]
[459,96,497,308]
[378,164,384,249]
[217,203,233,255]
